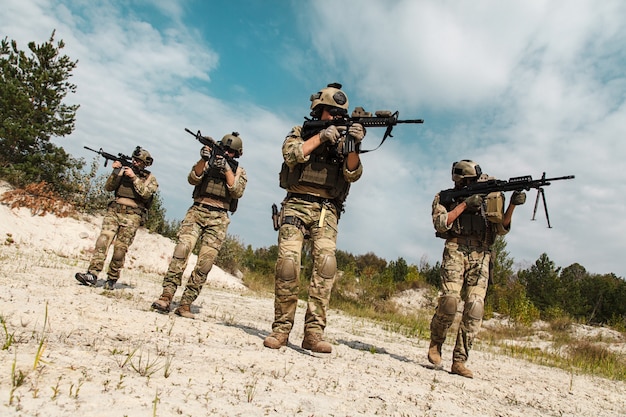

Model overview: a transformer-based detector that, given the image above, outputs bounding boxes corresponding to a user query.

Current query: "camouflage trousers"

[272,198,339,335]
[160,205,229,306]
[429,241,490,363]
[89,205,141,280]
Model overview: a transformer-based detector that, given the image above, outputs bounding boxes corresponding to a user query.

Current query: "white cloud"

[2,0,625,277]
[299,0,626,276]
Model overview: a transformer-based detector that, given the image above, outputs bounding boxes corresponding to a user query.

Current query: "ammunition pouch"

[484,191,505,223]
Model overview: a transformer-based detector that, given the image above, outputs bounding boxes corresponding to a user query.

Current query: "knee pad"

[276,257,298,282]
[173,242,190,260]
[196,261,213,276]
[112,245,127,263]
[466,299,484,320]
[439,295,458,316]
[196,249,217,275]
[317,254,336,280]
[95,233,112,250]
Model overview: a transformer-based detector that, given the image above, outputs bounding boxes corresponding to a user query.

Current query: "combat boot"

[451,361,474,378]
[75,272,98,287]
[427,341,443,367]
[174,304,195,319]
[263,332,289,349]
[103,279,117,290]
[151,293,173,314]
[301,332,332,353]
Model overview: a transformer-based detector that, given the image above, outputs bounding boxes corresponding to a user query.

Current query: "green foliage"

[69,158,110,213]
[0,31,82,194]
[388,257,408,283]
[419,258,441,288]
[515,254,626,326]
[216,234,246,276]
[485,236,540,323]
[242,244,278,276]
[158,218,181,240]
[143,191,172,235]
[518,253,562,317]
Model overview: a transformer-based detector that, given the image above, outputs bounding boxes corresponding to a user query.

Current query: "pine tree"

[0,30,82,194]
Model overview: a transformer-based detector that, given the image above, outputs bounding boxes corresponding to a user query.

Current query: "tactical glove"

[200,146,211,161]
[348,123,365,143]
[213,156,231,173]
[464,194,484,210]
[511,190,526,205]
[319,125,341,144]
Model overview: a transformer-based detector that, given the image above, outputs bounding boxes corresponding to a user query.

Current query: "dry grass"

[0,182,77,218]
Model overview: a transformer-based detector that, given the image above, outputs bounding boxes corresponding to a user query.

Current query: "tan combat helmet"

[309,82,349,117]
[219,132,243,158]
[132,146,153,166]
[451,159,481,183]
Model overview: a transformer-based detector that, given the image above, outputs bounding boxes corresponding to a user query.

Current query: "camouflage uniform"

[88,168,158,281]
[159,162,247,308]
[429,192,509,364]
[271,125,362,337]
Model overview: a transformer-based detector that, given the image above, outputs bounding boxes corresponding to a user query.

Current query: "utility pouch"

[484,191,505,223]
[228,199,238,213]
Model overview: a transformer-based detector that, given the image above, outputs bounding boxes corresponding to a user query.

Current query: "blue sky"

[2,0,625,277]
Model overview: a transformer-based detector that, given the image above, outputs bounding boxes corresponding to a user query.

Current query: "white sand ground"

[1,182,625,417]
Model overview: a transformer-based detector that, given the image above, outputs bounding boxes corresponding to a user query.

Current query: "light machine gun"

[301,107,424,156]
[184,128,239,172]
[439,173,575,228]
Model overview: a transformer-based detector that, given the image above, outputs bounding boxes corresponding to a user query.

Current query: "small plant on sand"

[152,389,160,417]
[50,376,62,400]
[245,377,258,403]
[1,315,15,349]
[33,303,50,369]
[130,350,164,377]
[9,353,26,405]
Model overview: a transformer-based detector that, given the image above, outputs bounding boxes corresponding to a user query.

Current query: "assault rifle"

[439,173,575,228]
[301,107,424,156]
[84,146,146,175]
[184,128,238,171]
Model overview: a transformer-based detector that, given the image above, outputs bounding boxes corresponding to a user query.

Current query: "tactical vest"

[192,166,238,211]
[279,143,350,205]
[114,172,151,208]
[436,201,497,245]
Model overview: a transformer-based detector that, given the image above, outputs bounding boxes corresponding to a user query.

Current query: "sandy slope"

[0,185,625,416]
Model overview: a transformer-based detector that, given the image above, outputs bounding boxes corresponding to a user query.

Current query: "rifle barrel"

[547,175,575,181]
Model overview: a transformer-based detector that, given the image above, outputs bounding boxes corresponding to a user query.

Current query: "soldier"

[151,132,247,319]
[428,160,526,378]
[75,147,158,290]
[263,83,366,353]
